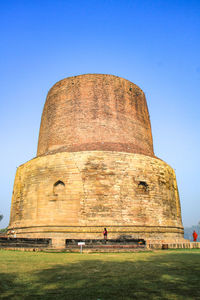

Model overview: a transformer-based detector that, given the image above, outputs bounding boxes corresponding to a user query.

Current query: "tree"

[0,214,3,222]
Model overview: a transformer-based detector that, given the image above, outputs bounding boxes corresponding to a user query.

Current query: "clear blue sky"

[0,0,200,228]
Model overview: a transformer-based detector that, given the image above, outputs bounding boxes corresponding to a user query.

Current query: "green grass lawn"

[0,249,200,300]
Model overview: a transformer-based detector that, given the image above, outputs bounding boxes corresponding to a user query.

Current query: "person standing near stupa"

[193,230,198,242]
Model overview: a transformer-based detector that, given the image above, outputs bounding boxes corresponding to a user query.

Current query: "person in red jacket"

[103,228,108,240]
[193,230,198,242]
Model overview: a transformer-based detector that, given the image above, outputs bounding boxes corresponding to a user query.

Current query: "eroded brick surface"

[37,74,154,157]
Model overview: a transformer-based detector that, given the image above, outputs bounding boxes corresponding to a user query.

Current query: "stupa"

[8,74,184,247]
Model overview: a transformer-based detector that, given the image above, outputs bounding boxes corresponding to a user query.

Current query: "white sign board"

[78,242,85,246]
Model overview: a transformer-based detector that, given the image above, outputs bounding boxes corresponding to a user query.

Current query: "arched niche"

[53,180,65,196]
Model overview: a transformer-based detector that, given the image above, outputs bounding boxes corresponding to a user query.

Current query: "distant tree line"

[0,214,7,233]
[0,227,8,233]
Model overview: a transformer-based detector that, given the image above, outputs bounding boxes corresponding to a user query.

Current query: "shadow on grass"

[0,252,200,300]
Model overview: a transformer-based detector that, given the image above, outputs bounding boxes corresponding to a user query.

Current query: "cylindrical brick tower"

[9,74,184,247]
[37,74,154,157]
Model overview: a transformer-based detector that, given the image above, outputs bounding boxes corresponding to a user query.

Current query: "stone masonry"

[8,74,184,248]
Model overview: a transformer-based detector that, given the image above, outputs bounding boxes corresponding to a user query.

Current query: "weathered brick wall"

[37,74,154,157]
[9,151,183,240]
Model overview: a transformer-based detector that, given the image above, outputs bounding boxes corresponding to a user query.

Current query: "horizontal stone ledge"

[8,228,184,235]
[8,225,184,230]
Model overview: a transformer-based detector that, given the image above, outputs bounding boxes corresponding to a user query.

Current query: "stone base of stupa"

[8,150,184,248]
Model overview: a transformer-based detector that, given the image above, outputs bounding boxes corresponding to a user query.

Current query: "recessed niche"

[138,181,149,192]
[53,180,65,196]
[54,180,65,187]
